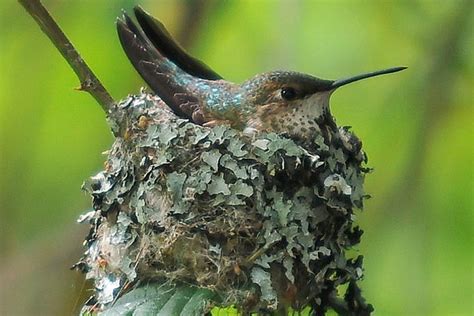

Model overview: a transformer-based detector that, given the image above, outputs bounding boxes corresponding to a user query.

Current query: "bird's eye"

[281,87,297,100]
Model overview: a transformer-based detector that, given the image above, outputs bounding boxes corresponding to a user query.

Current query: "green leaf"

[210,305,240,316]
[100,283,219,316]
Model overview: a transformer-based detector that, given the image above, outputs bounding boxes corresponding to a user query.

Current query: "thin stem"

[18,0,115,112]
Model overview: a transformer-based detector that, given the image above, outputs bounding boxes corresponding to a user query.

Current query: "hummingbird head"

[240,67,406,140]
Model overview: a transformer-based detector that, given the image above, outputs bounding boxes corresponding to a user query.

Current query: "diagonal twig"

[18,0,115,112]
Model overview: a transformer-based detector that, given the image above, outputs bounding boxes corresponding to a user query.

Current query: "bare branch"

[18,0,115,112]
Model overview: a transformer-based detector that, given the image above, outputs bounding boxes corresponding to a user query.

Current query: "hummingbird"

[117,7,406,141]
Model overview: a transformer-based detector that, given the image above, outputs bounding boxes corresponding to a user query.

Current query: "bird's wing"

[117,13,208,123]
[134,6,223,81]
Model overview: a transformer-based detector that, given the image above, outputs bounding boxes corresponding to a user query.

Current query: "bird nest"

[75,93,373,314]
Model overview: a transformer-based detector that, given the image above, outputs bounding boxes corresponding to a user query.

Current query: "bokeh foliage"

[0,0,472,315]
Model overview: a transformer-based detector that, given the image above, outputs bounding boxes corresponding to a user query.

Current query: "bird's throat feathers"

[245,91,335,139]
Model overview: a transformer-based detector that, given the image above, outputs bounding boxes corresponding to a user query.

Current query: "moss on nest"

[76,93,373,314]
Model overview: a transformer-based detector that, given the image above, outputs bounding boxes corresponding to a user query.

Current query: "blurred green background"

[0,0,472,315]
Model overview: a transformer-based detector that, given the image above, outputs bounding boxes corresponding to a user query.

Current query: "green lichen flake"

[76,93,373,315]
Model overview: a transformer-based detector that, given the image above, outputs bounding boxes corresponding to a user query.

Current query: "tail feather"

[133,6,222,81]
[117,13,199,120]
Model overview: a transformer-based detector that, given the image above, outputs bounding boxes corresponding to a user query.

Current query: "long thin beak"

[331,66,407,89]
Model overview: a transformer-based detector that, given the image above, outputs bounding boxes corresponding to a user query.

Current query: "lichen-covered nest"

[76,93,373,314]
